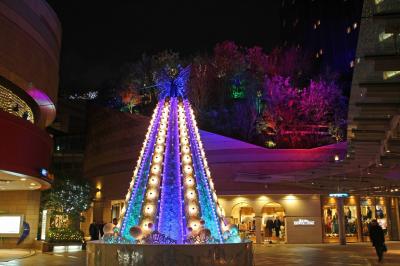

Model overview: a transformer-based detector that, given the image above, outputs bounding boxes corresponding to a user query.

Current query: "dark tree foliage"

[113,41,349,148]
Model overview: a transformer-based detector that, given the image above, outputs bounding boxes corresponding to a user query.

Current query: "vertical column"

[337,197,346,245]
[255,216,262,244]
[385,197,392,240]
[394,198,400,241]
[355,196,363,242]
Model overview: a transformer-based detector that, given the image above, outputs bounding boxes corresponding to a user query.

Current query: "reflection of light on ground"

[53,245,82,253]
[0,249,35,262]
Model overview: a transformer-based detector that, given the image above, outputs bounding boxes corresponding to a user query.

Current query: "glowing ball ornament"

[147,190,157,200]
[144,205,154,215]
[149,176,159,185]
[190,220,200,231]
[155,145,164,154]
[153,155,163,164]
[151,165,161,175]
[129,226,142,239]
[186,189,196,200]
[182,146,190,154]
[185,177,194,186]
[184,165,193,175]
[103,223,115,235]
[182,155,192,164]
[188,205,198,215]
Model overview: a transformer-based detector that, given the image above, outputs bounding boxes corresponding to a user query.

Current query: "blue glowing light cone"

[118,66,228,244]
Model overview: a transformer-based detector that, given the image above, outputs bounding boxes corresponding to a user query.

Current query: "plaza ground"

[1,242,400,265]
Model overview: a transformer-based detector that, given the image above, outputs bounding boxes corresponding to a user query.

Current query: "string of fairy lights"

[178,101,202,234]
[117,97,230,242]
[118,100,164,236]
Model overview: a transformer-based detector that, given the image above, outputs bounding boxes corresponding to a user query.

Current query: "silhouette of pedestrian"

[369,219,386,262]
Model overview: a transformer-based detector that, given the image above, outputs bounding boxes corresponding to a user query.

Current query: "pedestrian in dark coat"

[274,217,281,238]
[89,221,99,240]
[369,219,386,262]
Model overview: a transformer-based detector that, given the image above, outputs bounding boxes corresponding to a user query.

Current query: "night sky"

[46,1,281,90]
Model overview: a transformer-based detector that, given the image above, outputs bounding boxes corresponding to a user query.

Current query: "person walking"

[274,217,282,241]
[265,218,274,244]
[369,219,386,262]
[89,221,99,240]
[98,220,105,238]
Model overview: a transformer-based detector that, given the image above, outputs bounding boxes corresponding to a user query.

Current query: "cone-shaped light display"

[118,66,227,243]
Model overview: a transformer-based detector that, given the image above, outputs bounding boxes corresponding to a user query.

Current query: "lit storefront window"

[344,197,358,240]
[323,198,338,240]
[0,84,34,123]
[375,197,388,236]
[323,196,358,241]
[360,197,388,239]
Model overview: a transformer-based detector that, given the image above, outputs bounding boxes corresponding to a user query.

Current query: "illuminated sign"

[293,219,315,226]
[41,210,48,240]
[329,193,349,198]
[0,215,23,236]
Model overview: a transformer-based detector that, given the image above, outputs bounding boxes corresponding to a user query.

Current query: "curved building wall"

[0,0,60,248]
[0,0,61,126]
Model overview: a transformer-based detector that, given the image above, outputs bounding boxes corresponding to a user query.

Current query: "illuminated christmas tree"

[117,66,235,244]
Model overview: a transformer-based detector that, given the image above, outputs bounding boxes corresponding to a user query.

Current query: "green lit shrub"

[48,227,84,243]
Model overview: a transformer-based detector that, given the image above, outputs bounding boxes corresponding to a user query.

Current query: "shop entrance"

[231,202,256,241]
[261,202,285,243]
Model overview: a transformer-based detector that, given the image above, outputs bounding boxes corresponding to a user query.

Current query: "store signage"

[329,193,349,198]
[0,215,23,236]
[293,219,315,226]
[41,210,48,240]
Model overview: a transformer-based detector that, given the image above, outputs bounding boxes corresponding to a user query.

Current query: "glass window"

[375,197,388,237]
[361,197,375,237]
[344,205,358,237]
[323,198,338,240]
[344,197,358,239]
[360,197,388,238]
[324,207,338,238]
[111,201,124,221]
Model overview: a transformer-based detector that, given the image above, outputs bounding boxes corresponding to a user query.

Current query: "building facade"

[280,0,364,77]
[0,0,61,248]
[79,0,400,245]
[81,104,400,244]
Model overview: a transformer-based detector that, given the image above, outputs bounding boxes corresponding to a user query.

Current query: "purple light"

[183,100,223,242]
[157,98,184,242]
[120,100,164,236]
[27,87,56,125]
[174,99,185,242]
